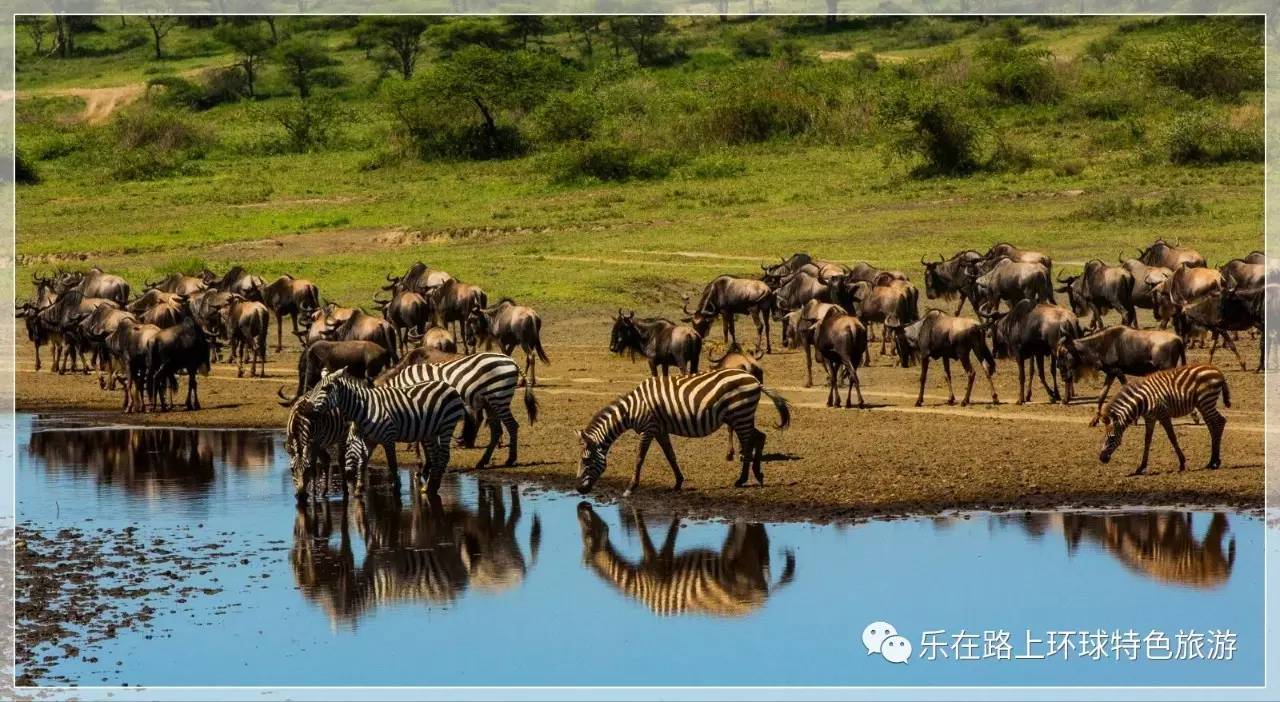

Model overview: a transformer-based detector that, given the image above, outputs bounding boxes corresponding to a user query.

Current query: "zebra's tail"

[1220,373,1232,408]
[761,386,791,430]
[523,379,539,424]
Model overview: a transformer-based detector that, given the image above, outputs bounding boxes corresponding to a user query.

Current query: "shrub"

[532,91,600,143]
[976,41,1060,104]
[1127,24,1262,100]
[731,24,774,58]
[108,107,214,181]
[1162,110,1262,165]
[1083,34,1122,63]
[148,69,246,111]
[1070,193,1204,222]
[1071,87,1136,120]
[16,150,39,184]
[417,122,528,161]
[266,96,354,152]
[554,142,679,183]
[679,152,748,179]
[1053,159,1086,177]
[987,139,1034,173]
[884,88,989,177]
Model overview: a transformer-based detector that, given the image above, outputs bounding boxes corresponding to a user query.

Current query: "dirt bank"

[14,320,1268,521]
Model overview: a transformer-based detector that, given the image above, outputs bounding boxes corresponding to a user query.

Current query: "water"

[15,413,1263,687]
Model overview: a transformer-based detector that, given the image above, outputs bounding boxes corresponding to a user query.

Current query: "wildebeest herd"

[16,239,1272,502]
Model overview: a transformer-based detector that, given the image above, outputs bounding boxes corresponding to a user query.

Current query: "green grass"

[14,15,1264,316]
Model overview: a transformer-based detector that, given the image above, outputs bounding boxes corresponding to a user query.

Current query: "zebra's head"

[576,430,607,494]
[1097,412,1126,464]
[284,413,312,502]
[304,368,348,414]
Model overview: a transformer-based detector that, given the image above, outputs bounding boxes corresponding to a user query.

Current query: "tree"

[504,16,546,50]
[274,37,339,98]
[560,16,600,58]
[262,16,279,44]
[143,15,179,60]
[427,47,569,136]
[609,17,670,67]
[356,16,433,80]
[19,16,50,55]
[215,23,272,97]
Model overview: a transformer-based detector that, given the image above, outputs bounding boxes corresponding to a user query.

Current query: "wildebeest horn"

[681,294,693,315]
[276,385,297,406]
[385,274,398,282]
[920,255,928,266]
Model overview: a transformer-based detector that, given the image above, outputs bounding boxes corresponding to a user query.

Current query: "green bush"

[1162,111,1262,164]
[1082,34,1122,63]
[148,69,246,110]
[1070,87,1137,120]
[1128,25,1262,100]
[16,150,39,184]
[108,106,214,181]
[884,88,989,177]
[532,91,600,143]
[976,41,1060,104]
[679,152,748,179]
[731,24,774,58]
[265,96,354,153]
[554,142,679,183]
[1070,193,1205,222]
[987,139,1034,173]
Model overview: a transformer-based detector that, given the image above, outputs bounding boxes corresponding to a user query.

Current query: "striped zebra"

[576,368,790,496]
[577,504,795,617]
[303,369,467,494]
[1098,364,1230,475]
[375,352,537,469]
[284,397,346,503]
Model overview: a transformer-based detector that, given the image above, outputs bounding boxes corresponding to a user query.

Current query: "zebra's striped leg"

[726,427,736,462]
[1157,416,1186,472]
[423,440,450,495]
[1201,408,1226,470]
[345,434,372,495]
[499,408,519,466]
[653,433,684,491]
[749,428,766,485]
[382,442,401,490]
[474,408,503,470]
[1131,418,1157,476]
[624,434,654,497]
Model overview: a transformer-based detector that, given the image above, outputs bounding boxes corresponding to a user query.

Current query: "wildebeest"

[832,274,919,362]
[54,267,131,306]
[17,275,61,371]
[406,324,458,354]
[145,272,207,296]
[1120,258,1176,327]
[202,265,264,299]
[922,251,984,314]
[1056,260,1137,330]
[769,271,835,341]
[782,299,841,387]
[1219,258,1264,291]
[888,309,999,407]
[984,243,1052,279]
[145,316,217,411]
[1150,264,1224,316]
[427,279,488,352]
[609,312,702,377]
[1173,289,1263,371]
[78,305,138,386]
[468,299,550,386]
[1056,326,1187,424]
[1137,239,1206,270]
[382,262,453,295]
[139,295,188,329]
[127,289,180,315]
[971,257,1053,314]
[93,318,165,412]
[279,339,392,402]
[374,289,433,348]
[307,308,400,363]
[760,254,847,287]
[32,291,120,373]
[807,305,869,409]
[987,300,1082,404]
[261,274,321,352]
[683,275,774,353]
[221,295,270,378]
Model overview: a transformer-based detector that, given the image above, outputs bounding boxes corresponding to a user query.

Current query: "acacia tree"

[215,23,272,97]
[143,15,179,59]
[274,37,339,98]
[608,16,669,67]
[19,16,50,56]
[356,16,433,79]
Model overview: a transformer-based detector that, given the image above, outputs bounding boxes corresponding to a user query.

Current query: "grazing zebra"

[375,352,537,469]
[1098,364,1230,476]
[577,504,795,617]
[576,368,790,496]
[284,396,346,504]
[302,369,467,495]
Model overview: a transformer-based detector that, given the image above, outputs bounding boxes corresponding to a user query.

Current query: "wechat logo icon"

[863,621,912,664]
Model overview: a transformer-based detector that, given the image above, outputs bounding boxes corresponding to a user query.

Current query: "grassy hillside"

[15,15,1264,315]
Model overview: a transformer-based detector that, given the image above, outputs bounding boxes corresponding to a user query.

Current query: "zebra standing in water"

[1098,364,1230,476]
[302,369,467,495]
[284,398,347,504]
[576,368,790,496]
[375,352,537,469]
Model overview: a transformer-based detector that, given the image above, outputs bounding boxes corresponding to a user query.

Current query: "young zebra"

[1098,364,1230,476]
[284,397,346,504]
[302,369,467,495]
[576,368,790,496]
[375,352,537,469]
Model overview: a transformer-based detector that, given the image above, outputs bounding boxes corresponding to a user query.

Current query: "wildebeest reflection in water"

[576,503,795,617]
[25,426,274,494]
[1006,511,1236,589]
[291,478,541,626]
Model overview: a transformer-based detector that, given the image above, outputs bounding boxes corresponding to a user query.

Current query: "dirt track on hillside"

[14,312,1268,522]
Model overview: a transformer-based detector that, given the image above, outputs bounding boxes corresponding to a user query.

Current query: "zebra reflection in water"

[291,479,541,626]
[576,503,795,618]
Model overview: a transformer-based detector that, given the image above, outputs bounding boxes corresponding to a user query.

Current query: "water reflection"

[25,425,275,494]
[1005,511,1237,589]
[291,480,541,626]
[576,503,795,618]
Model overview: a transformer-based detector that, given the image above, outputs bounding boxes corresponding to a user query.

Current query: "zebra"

[284,396,347,504]
[375,352,537,469]
[1098,364,1230,476]
[302,369,467,495]
[576,504,795,617]
[575,368,790,496]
